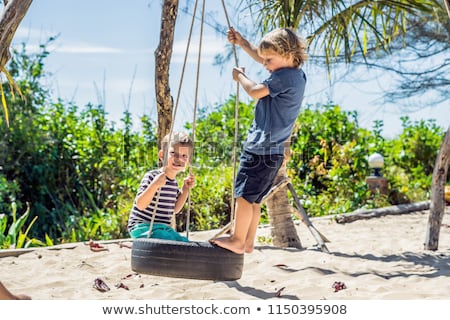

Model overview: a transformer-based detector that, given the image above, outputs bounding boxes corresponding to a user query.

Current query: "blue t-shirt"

[243,67,306,155]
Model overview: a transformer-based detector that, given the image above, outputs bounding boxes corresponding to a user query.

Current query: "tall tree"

[154,0,178,149]
[321,5,450,109]
[425,126,450,250]
[425,0,450,250]
[0,0,32,68]
[0,0,33,126]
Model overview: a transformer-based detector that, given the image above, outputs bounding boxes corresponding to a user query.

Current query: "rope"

[220,0,240,228]
[148,0,200,238]
[221,0,238,66]
[185,0,206,239]
[149,0,240,239]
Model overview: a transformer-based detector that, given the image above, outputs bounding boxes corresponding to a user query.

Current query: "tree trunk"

[266,142,302,249]
[336,201,431,223]
[424,127,450,250]
[0,0,33,69]
[154,0,178,149]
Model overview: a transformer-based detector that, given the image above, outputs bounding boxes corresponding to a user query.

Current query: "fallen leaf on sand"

[332,281,347,292]
[115,282,130,290]
[275,287,285,297]
[93,278,110,292]
[88,239,109,252]
[121,273,140,280]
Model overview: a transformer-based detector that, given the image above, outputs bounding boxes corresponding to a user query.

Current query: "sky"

[11,0,450,139]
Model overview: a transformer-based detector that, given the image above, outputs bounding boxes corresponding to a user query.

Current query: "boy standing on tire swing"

[127,132,195,242]
[211,27,308,254]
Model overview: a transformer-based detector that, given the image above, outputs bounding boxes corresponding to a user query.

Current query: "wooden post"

[424,127,450,250]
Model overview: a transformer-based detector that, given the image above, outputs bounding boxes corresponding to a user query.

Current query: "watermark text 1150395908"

[267,304,347,315]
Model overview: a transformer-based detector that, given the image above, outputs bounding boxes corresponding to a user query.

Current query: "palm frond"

[0,66,25,128]
[0,74,9,127]
[245,0,441,63]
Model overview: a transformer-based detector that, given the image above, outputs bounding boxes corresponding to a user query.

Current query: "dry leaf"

[93,278,110,292]
[275,287,285,297]
[332,281,347,292]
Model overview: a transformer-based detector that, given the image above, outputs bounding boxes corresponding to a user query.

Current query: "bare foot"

[210,236,245,254]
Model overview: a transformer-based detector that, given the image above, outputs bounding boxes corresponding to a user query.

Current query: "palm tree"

[0,0,33,126]
[239,0,445,249]
[154,0,179,149]
[248,0,440,62]
[0,0,33,68]
[444,0,450,16]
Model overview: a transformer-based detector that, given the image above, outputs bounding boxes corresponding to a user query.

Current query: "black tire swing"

[131,239,243,281]
[131,0,243,281]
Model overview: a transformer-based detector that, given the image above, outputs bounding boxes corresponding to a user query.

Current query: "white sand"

[1,208,449,300]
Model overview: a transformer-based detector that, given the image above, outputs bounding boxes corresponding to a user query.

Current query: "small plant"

[257,235,273,245]
[0,202,44,249]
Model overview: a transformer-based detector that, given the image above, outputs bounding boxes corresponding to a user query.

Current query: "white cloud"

[171,35,226,64]
[13,26,122,54]
[53,45,122,54]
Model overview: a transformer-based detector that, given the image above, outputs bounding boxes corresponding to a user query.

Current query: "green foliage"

[182,165,234,231]
[288,103,444,216]
[0,173,20,214]
[187,97,253,168]
[177,97,253,232]
[386,116,443,177]
[1,41,157,244]
[289,104,376,215]
[381,116,444,202]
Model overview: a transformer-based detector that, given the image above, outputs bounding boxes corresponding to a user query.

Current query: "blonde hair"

[257,28,308,68]
[161,132,194,157]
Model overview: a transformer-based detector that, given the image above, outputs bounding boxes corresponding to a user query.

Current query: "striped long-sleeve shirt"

[127,169,180,231]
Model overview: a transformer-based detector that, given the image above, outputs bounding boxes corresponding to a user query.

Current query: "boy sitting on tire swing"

[127,132,195,242]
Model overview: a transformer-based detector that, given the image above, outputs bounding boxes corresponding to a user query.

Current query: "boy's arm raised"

[227,28,263,64]
[135,172,166,210]
[174,174,195,213]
